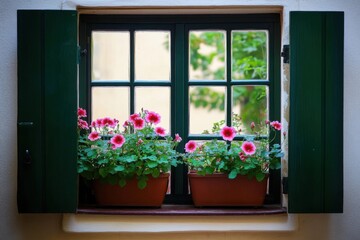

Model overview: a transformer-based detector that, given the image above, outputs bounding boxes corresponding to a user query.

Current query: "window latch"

[281,45,289,64]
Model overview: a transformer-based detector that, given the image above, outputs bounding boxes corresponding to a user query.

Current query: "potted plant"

[182,114,284,207]
[77,108,182,207]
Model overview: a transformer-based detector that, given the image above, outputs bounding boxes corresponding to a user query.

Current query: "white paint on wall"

[1,0,360,239]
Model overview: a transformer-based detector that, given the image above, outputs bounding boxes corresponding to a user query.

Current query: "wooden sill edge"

[76,204,287,216]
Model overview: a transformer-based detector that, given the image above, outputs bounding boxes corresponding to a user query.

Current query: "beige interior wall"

[1,0,359,239]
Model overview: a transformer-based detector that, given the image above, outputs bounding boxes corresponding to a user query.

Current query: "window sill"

[76,204,287,215]
[63,205,297,233]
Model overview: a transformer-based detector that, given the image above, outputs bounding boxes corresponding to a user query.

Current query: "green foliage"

[188,31,268,128]
[77,109,182,189]
[182,116,284,182]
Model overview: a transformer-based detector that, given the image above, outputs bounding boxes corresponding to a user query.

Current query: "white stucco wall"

[1,0,359,239]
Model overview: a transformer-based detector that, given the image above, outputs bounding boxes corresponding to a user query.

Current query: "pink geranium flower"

[145,111,161,125]
[174,133,182,142]
[185,140,197,153]
[155,126,166,137]
[102,117,115,127]
[251,122,255,130]
[270,121,282,131]
[129,113,140,123]
[241,141,256,155]
[95,118,103,127]
[88,131,101,141]
[238,151,247,162]
[123,120,129,128]
[78,119,89,130]
[133,117,145,130]
[110,134,125,149]
[220,126,236,141]
[77,108,87,118]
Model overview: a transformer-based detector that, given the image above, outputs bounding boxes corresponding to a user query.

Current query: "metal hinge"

[281,45,289,64]
[282,177,288,194]
[77,46,87,64]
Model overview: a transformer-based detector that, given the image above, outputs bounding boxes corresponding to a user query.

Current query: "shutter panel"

[17,10,78,213]
[288,12,344,213]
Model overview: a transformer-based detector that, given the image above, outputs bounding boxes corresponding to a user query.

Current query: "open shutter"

[288,12,344,213]
[17,10,78,213]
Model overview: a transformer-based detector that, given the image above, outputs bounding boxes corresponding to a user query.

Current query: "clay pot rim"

[188,172,268,179]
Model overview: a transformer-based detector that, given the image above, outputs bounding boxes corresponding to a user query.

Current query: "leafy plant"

[77,108,182,189]
[182,115,284,182]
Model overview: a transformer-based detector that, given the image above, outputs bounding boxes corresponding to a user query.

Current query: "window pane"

[232,86,268,134]
[189,31,226,81]
[232,31,268,80]
[135,87,171,132]
[92,31,130,81]
[135,31,171,81]
[91,87,130,125]
[189,86,226,134]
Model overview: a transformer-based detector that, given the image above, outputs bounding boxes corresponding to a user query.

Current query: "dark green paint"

[288,12,344,213]
[17,10,78,213]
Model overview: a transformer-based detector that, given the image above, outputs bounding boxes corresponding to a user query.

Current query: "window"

[79,14,281,205]
[17,10,344,214]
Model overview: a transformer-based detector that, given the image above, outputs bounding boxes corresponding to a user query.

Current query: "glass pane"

[92,87,130,125]
[189,30,226,81]
[232,31,268,80]
[189,86,226,134]
[232,86,268,134]
[92,31,130,81]
[135,87,171,132]
[135,31,171,81]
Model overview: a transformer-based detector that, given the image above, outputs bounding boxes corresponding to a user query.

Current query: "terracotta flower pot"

[93,173,169,207]
[188,172,268,207]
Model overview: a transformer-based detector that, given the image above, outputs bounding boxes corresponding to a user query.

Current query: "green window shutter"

[17,10,78,213]
[288,12,344,213]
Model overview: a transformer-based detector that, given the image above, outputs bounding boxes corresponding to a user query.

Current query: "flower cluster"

[182,115,284,181]
[77,108,182,189]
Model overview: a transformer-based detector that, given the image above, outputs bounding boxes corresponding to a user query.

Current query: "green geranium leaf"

[228,170,238,179]
[147,161,158,168]
[114,165,125,172]
[99,168,108,178]
[152,168,160,178]
[256,172,265,182]
[137,178,147,189]
[119,178,126,187]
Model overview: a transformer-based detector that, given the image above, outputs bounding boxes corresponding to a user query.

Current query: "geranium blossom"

[145,111,161,125]
[174,133,182,142]
[133,117,145,130]
[110,134,125,149]
[270,121,282,131]
[185,140,197,153]
[77,108,87,118]
[241,141,256,155]
[123,120,129,128]
[251,122,255,130]
[129,113,140,123]
[95,118,103,127]
[78,119,89,130]
[238,151,247,162]
[220,126,236,141]
[88,131,101,141]
[155,126,166,137]
[102,117,116,128]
